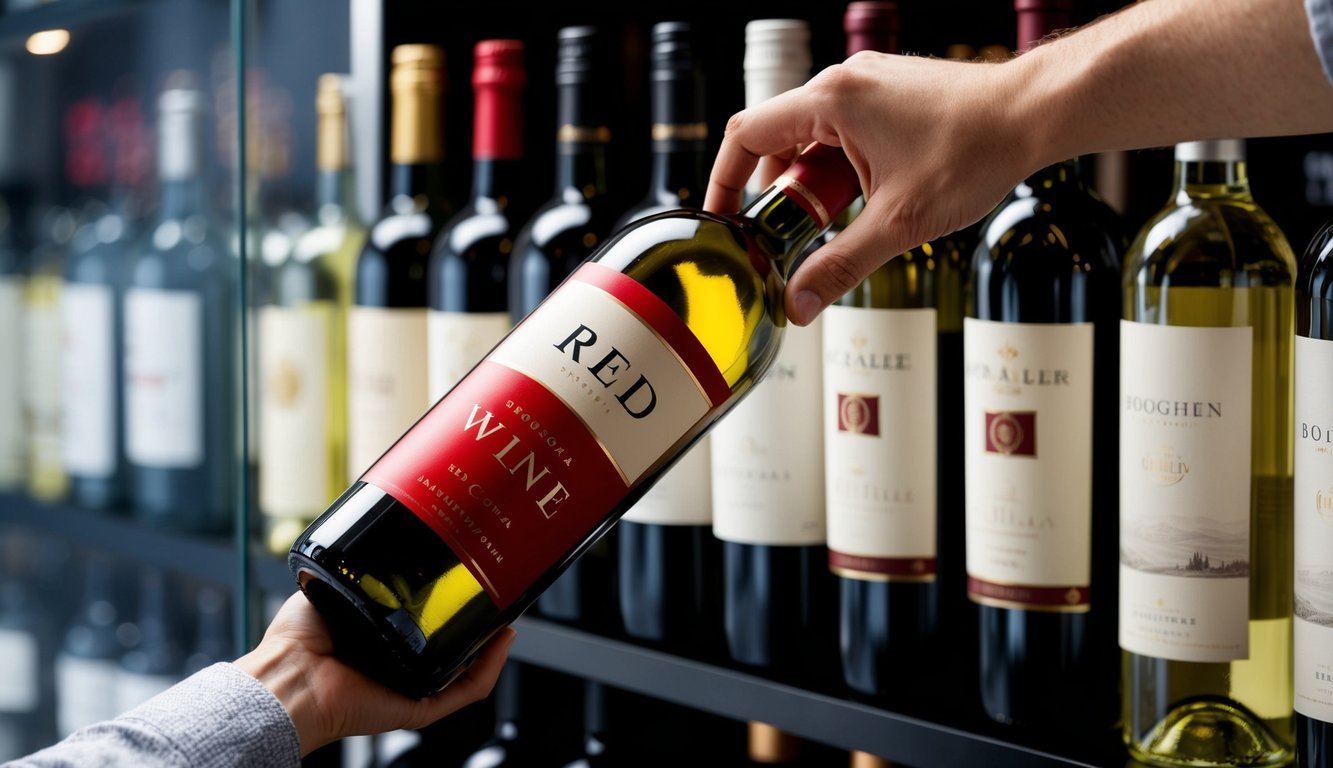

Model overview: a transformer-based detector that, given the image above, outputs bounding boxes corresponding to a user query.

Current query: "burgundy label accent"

[781,143,861,228]
[836,393,880,435]
[1016,8,1072,52]
[969,577,1090,610]
[831,551,935,579]
[364,362,624,611]
[985,410,1036,456]
[575,263,732,408]
[474,87,524,160]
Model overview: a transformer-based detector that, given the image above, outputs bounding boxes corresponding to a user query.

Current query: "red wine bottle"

[1298,222,1333,768]
[508,26,623,630]
[965,0,1122,731]
[711,19,837,685]
[288,142,860,697]
[347,45,451,483]
[427,40,529,402]
[614,21,721,655]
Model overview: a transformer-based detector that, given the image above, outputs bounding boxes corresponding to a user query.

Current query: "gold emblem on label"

[269,359,302,408]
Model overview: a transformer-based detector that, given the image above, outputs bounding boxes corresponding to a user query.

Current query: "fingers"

[785,196,922,326]
[407,628,516,727]
[704,87,824,214]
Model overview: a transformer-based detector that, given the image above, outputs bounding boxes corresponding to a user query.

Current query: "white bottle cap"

[158,88,207,182]
[1175,139,1245,163]
[743,19,811,104]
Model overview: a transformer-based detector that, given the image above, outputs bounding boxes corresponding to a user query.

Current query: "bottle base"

[1126,697,1293,768]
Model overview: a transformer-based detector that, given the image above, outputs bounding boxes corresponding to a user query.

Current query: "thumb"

[784,195,923,325]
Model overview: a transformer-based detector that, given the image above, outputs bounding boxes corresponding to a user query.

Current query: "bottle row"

[0,528,232,761]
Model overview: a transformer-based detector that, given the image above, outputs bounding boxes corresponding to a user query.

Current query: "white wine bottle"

[1120,139,1295,766]
[289,142,861,697]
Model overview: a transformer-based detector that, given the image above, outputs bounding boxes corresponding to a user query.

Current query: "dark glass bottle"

[55,555,127,737]
[614,21,721,655]
[965,1,1122,733]
[508,26,622,630]
[347,44,451,482]
[124,82,234,533]
[1298,223,1333,768]
[114,567,185,713]
[427,40,529,402]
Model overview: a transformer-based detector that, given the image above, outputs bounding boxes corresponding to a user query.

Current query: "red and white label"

[363,263,729,610]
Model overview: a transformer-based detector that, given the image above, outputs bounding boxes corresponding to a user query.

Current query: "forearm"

[1015,0,1333,169]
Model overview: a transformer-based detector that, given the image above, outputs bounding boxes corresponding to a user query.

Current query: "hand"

[236,592,514,756]
[705,51,1033,326]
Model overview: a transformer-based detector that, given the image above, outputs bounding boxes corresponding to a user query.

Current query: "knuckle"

[723,111,747,139]
[816,247,862,298]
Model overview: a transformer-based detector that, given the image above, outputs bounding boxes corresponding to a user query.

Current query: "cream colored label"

[824,306,936,563]
[61,284,115,477]
[963,319,1094,597]
[260,306,333,516]
[25,288,62,473]
[0,629,37,711]
[125,289,203,468]
[486,279,712,485]
[622,436,712,525]
[56,654,119,735]
[0,278,23,485]
[712,318,825,546]
[1119,320,1252,662]
[1296,334,1333,718]
[427,310,509,401]
[347,306,429,481]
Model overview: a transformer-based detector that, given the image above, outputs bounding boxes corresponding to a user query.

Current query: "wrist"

[235,641,329,756]
[1000,43,1086,175]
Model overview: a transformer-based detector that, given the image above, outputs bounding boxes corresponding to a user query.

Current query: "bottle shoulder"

[1125,196,1296,287]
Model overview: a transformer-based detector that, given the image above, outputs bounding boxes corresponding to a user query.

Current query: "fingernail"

[792,290,821,325]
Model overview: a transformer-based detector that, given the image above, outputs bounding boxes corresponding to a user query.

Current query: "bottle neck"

[471,158,523,204]
[315,167,358,217]
[159,176,209,220]
[648,66,707,205]
[388,161,447,211]
[739,183,827,275]
[647,145,706,206]
[1018,157,1085,195]
[1173,143,1250,202]
[555,81,610,195]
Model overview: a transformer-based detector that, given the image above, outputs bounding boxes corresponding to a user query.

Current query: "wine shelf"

[1,491,1127,765]
[0,0,143,44]
[507,616,1127,768]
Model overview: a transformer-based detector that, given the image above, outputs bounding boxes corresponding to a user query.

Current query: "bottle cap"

[775,142,863,229]
[1015,0,1074,52]
[651,21,695,75]
[392,44,444,67]
[473,39,525,89]
[390,44,445,93]
[744,19,812,74]
[844,2,900,56]
[1176,139,1245,163]
[557,26,601,86]
[473,40,525,160]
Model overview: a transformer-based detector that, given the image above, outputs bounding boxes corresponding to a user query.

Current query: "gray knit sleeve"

[1309,0,1333,84]
[4,663,301,768]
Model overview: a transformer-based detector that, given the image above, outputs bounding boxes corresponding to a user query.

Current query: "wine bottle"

[55,555,125,736]
[460,666,546,768]
[289,141,860,697]
[1297,223,1333,768]
[1121,139,1295,766]
[62,97,145,510]
[114,567,184,713]
[614,21,720,654]
[0,533,49,759]
[124,83,235,532]
[965,0,1122,731]
[508,26,622,628]
[24,205,75,502]
[0,188,26,490]
[347,45,450,482]
[711,18,835,683]
[822,1,969,702]
[258,74,366,556]
[427,40,527,402]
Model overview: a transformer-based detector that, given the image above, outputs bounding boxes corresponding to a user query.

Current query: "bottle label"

[823,306,937,580]
[259,304,334,516]
[711,319,826,546]
[621,436,711,526]
[0,276,23,485]
[25,281,63,479]
[427,310,510,401]
[125,289,204,468]
[963,318,1094,611]
[0,628,37,712]
[346,306,429,482]
[61,283,116,477]
[56,654,120,735]
[1119,320,1252,662]
[363,263,729,610]
[1295,334,1333,718]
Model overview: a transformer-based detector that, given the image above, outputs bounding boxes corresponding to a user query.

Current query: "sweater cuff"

[118,662,301,768]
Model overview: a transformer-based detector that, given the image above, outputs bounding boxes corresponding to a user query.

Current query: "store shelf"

[0,0,143,46]
[509,616,1127,768]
